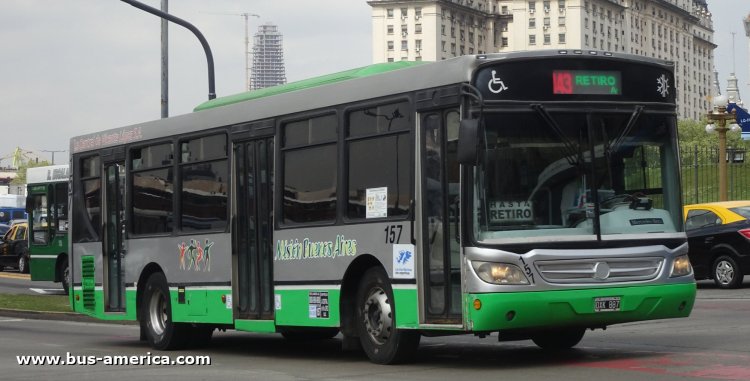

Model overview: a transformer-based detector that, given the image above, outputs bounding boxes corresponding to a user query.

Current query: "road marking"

[29,288,66,295]
[0,273,31,280]
[0,319,25,323]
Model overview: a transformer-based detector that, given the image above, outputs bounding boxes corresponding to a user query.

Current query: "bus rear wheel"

[531,328,586,350]
[143,272,187,350]
[356,267,420,364]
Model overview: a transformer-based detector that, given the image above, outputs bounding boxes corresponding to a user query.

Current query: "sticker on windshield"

[489,201,533,224]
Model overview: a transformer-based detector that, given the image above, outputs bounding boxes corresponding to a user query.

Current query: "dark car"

[684,201,750,289]
[0,222,29,273]
[0,223,9,236]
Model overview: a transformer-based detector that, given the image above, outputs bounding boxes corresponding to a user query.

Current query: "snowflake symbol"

[656,74,669,98]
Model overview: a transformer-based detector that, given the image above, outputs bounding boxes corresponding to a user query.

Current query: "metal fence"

[680,145,750,204]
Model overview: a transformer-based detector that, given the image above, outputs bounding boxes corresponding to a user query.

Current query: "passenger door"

[103,160,126,312]
[233,138,275,320]
[421,110,462,324]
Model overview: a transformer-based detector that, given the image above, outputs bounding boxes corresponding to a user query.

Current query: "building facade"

[250,23,287,90]
[369,0,716,120]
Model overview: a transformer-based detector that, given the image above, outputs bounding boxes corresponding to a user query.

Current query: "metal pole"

[161,0,168,118]
[120,0,216,100]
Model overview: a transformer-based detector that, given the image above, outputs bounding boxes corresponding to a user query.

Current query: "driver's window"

[31,194,49,245]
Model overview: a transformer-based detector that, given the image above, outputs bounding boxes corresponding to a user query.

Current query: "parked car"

[0,222,29,273]
[684,201,750,288]
[0,223,9,236]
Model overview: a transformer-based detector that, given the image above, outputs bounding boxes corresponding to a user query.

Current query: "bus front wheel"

[531,328,586,350]
[356,267,420,364]
[143,272,187,350]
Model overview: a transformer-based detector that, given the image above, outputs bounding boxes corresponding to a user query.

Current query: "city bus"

[68,51,695,364]
[26,164,70,292]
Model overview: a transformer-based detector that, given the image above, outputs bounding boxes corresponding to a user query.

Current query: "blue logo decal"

[396,250,412,265]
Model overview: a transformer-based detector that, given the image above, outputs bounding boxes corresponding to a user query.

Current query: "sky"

[0,0,748,167]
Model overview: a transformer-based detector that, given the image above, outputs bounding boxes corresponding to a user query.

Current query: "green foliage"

[10,160,51,185]
[677,118,749,151]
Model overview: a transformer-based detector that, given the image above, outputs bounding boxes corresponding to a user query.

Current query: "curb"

[0,308,136,325]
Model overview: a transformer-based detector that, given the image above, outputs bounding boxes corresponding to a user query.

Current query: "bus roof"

[26,165,70,185]
[70,51,673,156]
[193,61,428,112]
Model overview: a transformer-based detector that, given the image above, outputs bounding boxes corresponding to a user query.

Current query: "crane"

[0,147,43,169]
[204,12,260,90]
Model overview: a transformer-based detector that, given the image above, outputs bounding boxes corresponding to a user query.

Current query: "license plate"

[594,297,621,312]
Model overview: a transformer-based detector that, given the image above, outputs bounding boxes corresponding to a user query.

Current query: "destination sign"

[552,70,621,95]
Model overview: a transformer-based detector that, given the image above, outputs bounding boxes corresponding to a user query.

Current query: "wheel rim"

[18,256,26,272]
[148,288,168,336]
[715,260,735,285]
[362,287,393,345]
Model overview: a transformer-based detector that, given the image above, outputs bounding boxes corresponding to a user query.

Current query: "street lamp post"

[706,95,741,201]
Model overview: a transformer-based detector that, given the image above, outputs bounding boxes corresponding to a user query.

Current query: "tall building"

[368,0,716,120]
[250,23,286,90]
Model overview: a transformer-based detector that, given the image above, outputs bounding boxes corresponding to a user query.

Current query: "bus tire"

[143,272,187,350]
[356,267,420,364]
[531,328,586,350]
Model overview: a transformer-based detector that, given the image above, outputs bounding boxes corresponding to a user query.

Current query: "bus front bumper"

[468,282,696,332]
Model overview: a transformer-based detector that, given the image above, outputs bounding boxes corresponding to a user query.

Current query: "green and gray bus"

[26,164,70,292]
[68,51,695,364]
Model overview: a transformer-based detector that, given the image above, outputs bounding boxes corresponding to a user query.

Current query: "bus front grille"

[534,257,664,284]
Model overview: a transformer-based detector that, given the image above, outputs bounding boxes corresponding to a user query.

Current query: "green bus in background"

[26,164,70,293]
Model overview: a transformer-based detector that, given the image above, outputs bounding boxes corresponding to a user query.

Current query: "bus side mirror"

[457,118,481,165]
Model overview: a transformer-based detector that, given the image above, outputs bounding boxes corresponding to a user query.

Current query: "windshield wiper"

[605,105,644,156]
[531,104,582,166]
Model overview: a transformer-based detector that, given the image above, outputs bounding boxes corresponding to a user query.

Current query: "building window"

[559,33,566,44]
[401,24,408,36]
[441,25,446,35]
[387,8,393,18]
[401,7,407,18]
[558,16,565,26]
[529,34,536,45]
[442,41,446,51]
[544,17,550,27]
[415,24,422,34]
[387,25,394,35]
[544,34,550,45]
[387,41,394,50]
[415,7,422,18]
[501,37,508,47]
[416,39,422,52]
[529,18,536,28]
[282,114,338,224]
[401,40,408,50]
[529,1,536,12]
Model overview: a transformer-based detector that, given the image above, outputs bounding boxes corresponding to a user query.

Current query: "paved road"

[0,287,749,380]
[0,270,63,295]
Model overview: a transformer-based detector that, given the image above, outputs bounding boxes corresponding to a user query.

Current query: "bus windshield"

[472,108,682,243]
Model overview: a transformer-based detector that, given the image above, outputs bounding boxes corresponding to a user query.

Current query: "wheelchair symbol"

[488,70,509,94]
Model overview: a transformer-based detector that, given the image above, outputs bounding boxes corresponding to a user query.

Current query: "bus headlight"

[670,254,692,277]
[471,261,529,285]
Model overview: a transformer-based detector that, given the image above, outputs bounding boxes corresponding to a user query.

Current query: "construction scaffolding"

[250,23,286,90]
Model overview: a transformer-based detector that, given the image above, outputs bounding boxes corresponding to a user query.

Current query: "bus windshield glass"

[472,108,682,243]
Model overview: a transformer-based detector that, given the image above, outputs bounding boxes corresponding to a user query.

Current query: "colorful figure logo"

[178,239,214,272]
